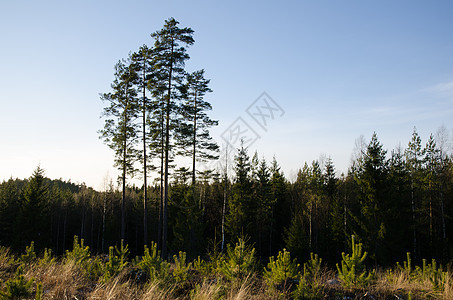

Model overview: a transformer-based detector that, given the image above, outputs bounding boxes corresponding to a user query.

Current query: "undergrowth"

[0,236,451,299]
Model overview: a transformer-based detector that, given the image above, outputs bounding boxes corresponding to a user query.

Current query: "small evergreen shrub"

[264,248,300,294]
[219,238,256,281]
[172,251,191,283]
[38,248,55,266]
[65,236,90,265]
[137,242,170,282]
[415,258,448,291]
[102,240,129,282]
[19,241,36,264]
[336,235,374,288]
[293,253,324,299]
[0,265,34,300]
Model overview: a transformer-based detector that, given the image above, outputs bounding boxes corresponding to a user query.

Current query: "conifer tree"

[404,128,423,258]
[151,18,194,258]
[131,45,154,246]
[99,58,139,241]
[176,69,219,186]
[17,166,49,248]
[353,133,389,263]
[227,143,252,240]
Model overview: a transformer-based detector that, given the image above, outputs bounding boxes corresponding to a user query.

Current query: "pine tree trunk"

[102,192,106,252]
[192,92,197,186]
[411,179,417,258]
[162,41,174,259]
[143,65,148,246]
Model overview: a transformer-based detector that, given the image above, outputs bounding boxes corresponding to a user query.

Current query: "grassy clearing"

[0,238,451,299]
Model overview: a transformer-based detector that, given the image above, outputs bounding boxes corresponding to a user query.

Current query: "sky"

[1,1,453,190]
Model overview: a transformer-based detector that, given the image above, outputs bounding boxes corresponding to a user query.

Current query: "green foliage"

[293,253,323,299]
[264,248,299,294]
[102,240,129,281]
[395,253,449,291]
[396,252,413,279]
[0,265,34,300]
[137,242,170,282]
[336,236,375,288]
[414,259,448,291]
[19,241,36,264]
[38,248,54,266]
[192,256,212,279]
[219,238,256,281]
[303,253,322,281]
[35,282,43,300]
[172,251,191,283]
[0,247,13,270]
[65,236,90,264]
[85,256,104,281]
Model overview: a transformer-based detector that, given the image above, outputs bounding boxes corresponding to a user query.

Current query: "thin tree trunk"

[411,179,417,258]
[221,149,228,252]
[162,40,174,260]
[56,211,60,254]
[192,92,197,186]
[142,61,148,246]
[158,133,163,251]
[122,156,126,241]
[91,202,94,248]
[63,208,67,252]
[121,98,128,242]
[102,192,106,252]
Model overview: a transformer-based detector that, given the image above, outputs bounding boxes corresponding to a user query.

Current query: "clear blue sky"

[1,1,453,189]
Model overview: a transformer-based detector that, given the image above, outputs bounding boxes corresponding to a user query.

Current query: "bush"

[172,251,191,283]
[264,248,299,294]
[0,265,34,300]
[293,253,324,299]
[65,236,90,265]
[137,242,170,282]
[19,242,36,264]
[38,248,55,266]
[102,240,129,282]
[336,235,374,288]
[218,238,256,281]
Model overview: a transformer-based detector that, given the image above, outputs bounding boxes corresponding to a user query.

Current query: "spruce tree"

[17,166,49,249]
[227,143,252,241]
[404,127,423,258]
[353,133,389,263]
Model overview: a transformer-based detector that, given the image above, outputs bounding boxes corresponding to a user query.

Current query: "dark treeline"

[1,128,452,267]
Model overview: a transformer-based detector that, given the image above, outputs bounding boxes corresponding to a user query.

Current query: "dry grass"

[360,269,453,300]
[1,252,452,299]
[0,247,11,272]
[25,260,92,299]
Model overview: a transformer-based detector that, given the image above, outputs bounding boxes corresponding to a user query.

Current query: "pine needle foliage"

[0,265,34,300]
[336,235,375,288]
[19,241,36,264]
[172,251,191,283]
[293,253,324,299]
[264,248,300,293]
[137,242,170,282]
[38,248,54,266]
[65,236,90,265]
[103,240,129,281]
[219,238,256,281]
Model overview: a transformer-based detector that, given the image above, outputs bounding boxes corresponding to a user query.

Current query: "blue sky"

[1,1,453,189]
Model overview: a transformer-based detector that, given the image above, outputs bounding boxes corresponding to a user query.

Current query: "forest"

[1,18,453,299]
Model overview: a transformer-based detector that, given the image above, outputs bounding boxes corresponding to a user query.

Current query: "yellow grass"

[1,253,452,299]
